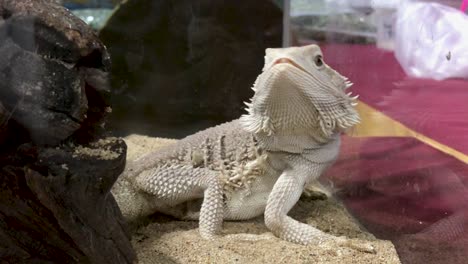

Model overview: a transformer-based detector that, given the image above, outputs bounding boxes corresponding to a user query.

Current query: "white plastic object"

[394,1,468,80]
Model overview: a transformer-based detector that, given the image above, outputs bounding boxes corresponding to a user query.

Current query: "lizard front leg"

[264,167,376,253]
[135,165,224,239]
[264,168,334,245]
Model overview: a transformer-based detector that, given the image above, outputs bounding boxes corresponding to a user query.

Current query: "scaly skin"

[112,44,363,246]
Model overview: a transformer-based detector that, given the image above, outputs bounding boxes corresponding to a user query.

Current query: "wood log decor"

[0,0,136,263]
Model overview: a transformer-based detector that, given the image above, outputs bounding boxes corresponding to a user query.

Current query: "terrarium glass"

[0,0,467,263]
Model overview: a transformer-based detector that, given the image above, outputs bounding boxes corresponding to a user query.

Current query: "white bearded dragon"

[113,44,364,247]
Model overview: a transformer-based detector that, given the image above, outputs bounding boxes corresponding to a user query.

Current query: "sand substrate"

[119,134,401,264]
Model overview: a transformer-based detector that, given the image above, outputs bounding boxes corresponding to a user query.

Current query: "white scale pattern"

[116,45,369,249]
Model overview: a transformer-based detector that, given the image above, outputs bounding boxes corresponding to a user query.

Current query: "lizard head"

[240,44,360,142]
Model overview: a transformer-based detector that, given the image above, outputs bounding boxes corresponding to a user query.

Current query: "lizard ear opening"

[318,114,334,139]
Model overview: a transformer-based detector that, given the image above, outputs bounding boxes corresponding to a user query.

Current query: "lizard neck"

[253,131,341,154]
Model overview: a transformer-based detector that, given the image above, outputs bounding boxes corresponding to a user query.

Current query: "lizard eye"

[314,55,323,67]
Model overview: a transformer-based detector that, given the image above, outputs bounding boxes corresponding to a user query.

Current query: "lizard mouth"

[273,58,307,73]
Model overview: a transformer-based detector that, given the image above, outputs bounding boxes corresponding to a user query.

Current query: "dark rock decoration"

[99,0,283,138]
[0,0,135,263]
[0,0,112,146]
[0,139,133,263]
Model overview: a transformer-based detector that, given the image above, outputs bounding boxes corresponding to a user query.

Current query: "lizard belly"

[223,169,281,220]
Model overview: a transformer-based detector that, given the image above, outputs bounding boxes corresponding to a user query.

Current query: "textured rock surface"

[0,0,135,263]
[0,0,111,145]
[0,139,134,263]
[99,0,283,138]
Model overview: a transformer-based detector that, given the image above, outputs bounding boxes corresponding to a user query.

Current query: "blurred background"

[8,1,467,263]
